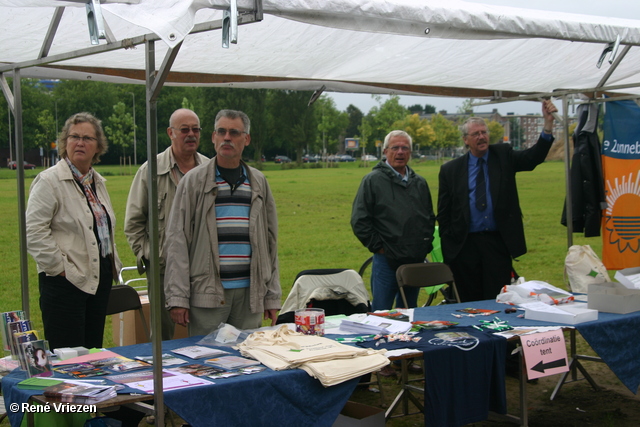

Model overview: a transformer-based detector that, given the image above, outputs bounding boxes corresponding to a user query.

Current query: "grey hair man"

[164,109,281,336]
[125,108,208,340]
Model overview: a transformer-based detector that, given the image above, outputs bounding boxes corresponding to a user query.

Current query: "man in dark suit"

[437,100,558,302]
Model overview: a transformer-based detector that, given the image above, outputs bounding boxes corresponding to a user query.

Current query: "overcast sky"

[328,0,640,115]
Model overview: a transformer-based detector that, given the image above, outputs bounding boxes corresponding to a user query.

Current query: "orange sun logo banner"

[602,100,640,270]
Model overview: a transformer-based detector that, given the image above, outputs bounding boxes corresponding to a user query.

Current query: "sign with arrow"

[521,329,569,380]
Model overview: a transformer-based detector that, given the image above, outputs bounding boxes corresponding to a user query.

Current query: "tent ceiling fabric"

[2,0,640,99]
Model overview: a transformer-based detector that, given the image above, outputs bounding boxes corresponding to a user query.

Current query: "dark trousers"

[449,232,513,303]
[39,256,113,350]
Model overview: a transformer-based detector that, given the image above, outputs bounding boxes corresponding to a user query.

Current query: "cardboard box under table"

[332,401,385,427]
[588,282,640,314]
[111,293,187,345]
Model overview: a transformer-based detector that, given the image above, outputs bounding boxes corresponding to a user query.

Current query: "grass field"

[0,159,605,348]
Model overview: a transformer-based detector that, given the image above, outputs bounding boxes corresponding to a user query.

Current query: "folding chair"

[106,284,150,347]
[395,262,461,309]
[276,269,385,405]
[117,265,148,294]
[276,269,371,324]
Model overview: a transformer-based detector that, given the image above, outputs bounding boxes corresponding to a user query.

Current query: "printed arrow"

[531,358,567,373]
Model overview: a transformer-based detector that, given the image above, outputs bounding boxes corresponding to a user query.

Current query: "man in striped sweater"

[164,110,281,336]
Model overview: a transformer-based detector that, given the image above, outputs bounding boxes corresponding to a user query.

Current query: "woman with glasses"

[26,112,122,350]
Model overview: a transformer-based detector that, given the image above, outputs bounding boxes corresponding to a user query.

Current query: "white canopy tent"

[3,1,640,424]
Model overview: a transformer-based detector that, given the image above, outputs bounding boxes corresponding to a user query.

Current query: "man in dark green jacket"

[351,130,436,311]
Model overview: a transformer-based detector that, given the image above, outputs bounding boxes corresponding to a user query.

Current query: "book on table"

[1,310,26,352]
[171,345,230,359]
[134,353,186,366]
[167,364,224,377]
[43,381,118,404]
[204,355,261,370]
[21,339,53,377]
[8,319,33,359]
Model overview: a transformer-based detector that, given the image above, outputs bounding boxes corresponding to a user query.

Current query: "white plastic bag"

[564,245,608,294]
[497,280,574,305]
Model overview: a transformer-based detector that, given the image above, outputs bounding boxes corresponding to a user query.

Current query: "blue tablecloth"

[414,300,640,394]
[359,325,507,427]
[113,337,359,427]
[2,336,359,427]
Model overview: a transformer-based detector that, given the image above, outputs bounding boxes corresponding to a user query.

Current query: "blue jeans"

[371,253,419,311]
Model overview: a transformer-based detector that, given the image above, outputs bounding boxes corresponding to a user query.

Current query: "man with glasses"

[437,100,558,302]
[352,130,436,311]
[351,130,436,377]
[125,108,208,340]
[164,109,281,336]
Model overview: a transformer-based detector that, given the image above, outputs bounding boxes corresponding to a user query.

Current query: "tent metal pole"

[145,37,183,427]
[145,39,165,427]
[562,95,573,247]
[12,69,30,317]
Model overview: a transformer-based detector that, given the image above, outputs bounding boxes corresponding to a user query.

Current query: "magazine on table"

[204,356,261,370]
[1,310,26,352]
[21,339,53,377]
[171,345,230,359]
[340,314,413,335]
[207,366,266,379]
[43,381,118,404]
[14,329,40,369]
[134,353,186,366]
[90,356,136,369]
[119,370,212,393]
[53,362,110,378]
[167,364,225,377]
[8,320,33,358]
[109,360,152,372]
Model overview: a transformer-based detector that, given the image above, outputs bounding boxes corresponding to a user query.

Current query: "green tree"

[366,95,409,144]
[430,113,461,153]
[315,96,348,156]
[34,109,56,156]
[104,101,134,159]
[457,99,474,114]
[407,104,424,114]
[358,117,374,158]
[345,104,363,139]
[269,90,318,162]
[487,121,505,145]
[391,113,435,152]
[424,104,437,114]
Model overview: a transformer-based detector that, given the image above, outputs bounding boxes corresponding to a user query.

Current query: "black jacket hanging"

[561,103,607,237]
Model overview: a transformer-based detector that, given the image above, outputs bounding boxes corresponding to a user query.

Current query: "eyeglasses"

[172,127,202,134]
[216,128,246,137]
[68,134,97,143]
[468,130,489,139]
[388,146,411,152]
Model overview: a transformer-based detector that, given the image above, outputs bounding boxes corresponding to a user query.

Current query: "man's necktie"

[476,158,487,211]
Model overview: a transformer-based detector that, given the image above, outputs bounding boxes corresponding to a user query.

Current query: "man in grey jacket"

[125,108,208,340]
[164,110,281,336]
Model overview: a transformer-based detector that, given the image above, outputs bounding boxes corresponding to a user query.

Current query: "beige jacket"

[164,157,281,314]
[26,160,122,295]
[124,146,208,273]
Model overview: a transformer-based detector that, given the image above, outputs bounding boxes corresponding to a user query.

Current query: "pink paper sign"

[521,330,569,380]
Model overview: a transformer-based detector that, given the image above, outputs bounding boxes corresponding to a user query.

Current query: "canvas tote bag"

[564,245,608,293]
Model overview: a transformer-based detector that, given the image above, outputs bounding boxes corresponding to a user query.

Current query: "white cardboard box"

[614,267,640,290]
[524,302,598,325]
[588,282,640,314]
